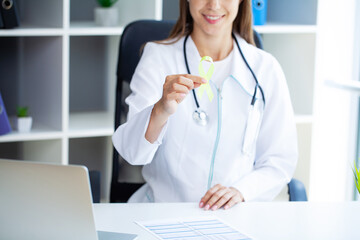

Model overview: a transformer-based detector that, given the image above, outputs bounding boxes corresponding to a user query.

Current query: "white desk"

[94,202,360,240]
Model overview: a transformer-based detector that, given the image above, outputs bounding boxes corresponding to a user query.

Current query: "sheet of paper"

[136,217,252,240]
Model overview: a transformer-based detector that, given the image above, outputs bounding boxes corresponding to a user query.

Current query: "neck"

[191,31,233,61]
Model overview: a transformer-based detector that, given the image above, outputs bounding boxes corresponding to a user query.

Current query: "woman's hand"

[145,74,205,143]
[157,74,206,116]
[199,184,244,211]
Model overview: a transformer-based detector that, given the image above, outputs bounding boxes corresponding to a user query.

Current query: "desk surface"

[94,201,360,240]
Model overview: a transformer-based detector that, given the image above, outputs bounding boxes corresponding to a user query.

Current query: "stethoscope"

[183,33,266,126]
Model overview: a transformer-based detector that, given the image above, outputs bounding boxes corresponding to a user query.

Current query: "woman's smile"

[203,14,225,24]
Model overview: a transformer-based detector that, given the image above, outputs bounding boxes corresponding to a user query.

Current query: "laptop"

[0,159,137,240]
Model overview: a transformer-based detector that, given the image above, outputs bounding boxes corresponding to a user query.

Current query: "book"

[0,9,4,28]
[0,93,12,135]
[0,0,19,29]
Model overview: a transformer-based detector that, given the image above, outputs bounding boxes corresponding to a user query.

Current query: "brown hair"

[163,0,254,46]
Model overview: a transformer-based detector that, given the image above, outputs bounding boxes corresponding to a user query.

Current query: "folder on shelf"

[0,93,12,135]
[0,0,19,29]
[0,10,3,28]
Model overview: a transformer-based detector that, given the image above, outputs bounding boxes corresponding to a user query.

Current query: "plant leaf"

[354,161,360,194]
[16,106,28,117]
[97,0,118,7]
[356,179,360,195]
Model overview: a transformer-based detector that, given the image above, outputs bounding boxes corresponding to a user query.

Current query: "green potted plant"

[95,0,119,27]
[16,106,32,132]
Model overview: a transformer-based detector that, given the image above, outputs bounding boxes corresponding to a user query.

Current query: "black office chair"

[110,20,175,203]
[110,19,307,203]
[89,170,101,203]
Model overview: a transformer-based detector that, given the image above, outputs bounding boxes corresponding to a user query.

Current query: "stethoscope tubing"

[183,32,266,108]
[183,34,201,109]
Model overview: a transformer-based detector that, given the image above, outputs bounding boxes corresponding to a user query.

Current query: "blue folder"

[0,93,12,135]
[252,0,268,25]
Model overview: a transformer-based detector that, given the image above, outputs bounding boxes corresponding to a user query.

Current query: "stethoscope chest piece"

[193,109,208,126]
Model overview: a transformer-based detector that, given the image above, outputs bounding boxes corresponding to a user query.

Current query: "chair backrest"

[111,20,176,203]
[111,19,264,203]
[116,20,176,84]
[288,178,308,201]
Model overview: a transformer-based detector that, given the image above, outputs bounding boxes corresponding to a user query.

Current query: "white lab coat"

[112,34,298,202]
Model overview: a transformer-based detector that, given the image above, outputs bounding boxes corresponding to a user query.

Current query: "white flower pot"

[94,7,118,27]
[16,117,32,132]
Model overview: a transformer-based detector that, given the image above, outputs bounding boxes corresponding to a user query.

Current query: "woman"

[113,0,297,210]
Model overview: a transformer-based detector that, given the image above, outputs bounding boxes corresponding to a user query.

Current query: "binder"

[252,0,268,25]
[0,9,3,28]
[0,0,19,29]
[0,93,12,135]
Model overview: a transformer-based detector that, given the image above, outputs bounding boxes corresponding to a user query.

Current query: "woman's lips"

[203,14,224,24]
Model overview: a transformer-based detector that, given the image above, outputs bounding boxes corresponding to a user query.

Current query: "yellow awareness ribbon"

[198,56,214,102]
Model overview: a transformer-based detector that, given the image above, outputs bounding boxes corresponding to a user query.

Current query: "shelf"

[69,22,124,36]
[68,112,114,138]
[254,23,317,34]
[0,127,63,143]
[0,26,63,36]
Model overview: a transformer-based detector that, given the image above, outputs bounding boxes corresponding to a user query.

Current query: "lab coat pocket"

[242,100,264,156]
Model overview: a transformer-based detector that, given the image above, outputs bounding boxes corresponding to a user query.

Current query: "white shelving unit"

[0,0,162,202]
[0,0,320,202]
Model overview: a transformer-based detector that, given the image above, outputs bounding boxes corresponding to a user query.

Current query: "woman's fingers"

[223,196,238,210]
[199,185,244,211]
[172,82,190,94]
[177,76,194,90]
[184,74,207,86]
[163,74,206,103]
[185,74,206,89]
[165,83,189,104]
[203,186,231,210]
[210,191,234,211]
[223,187,244,209]
[166,74,206,91]
[159,74,207,115]
[166,92,187,104]
[199,184,222,209]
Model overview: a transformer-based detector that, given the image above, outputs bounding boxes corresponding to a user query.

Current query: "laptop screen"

[0,159,98,240]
